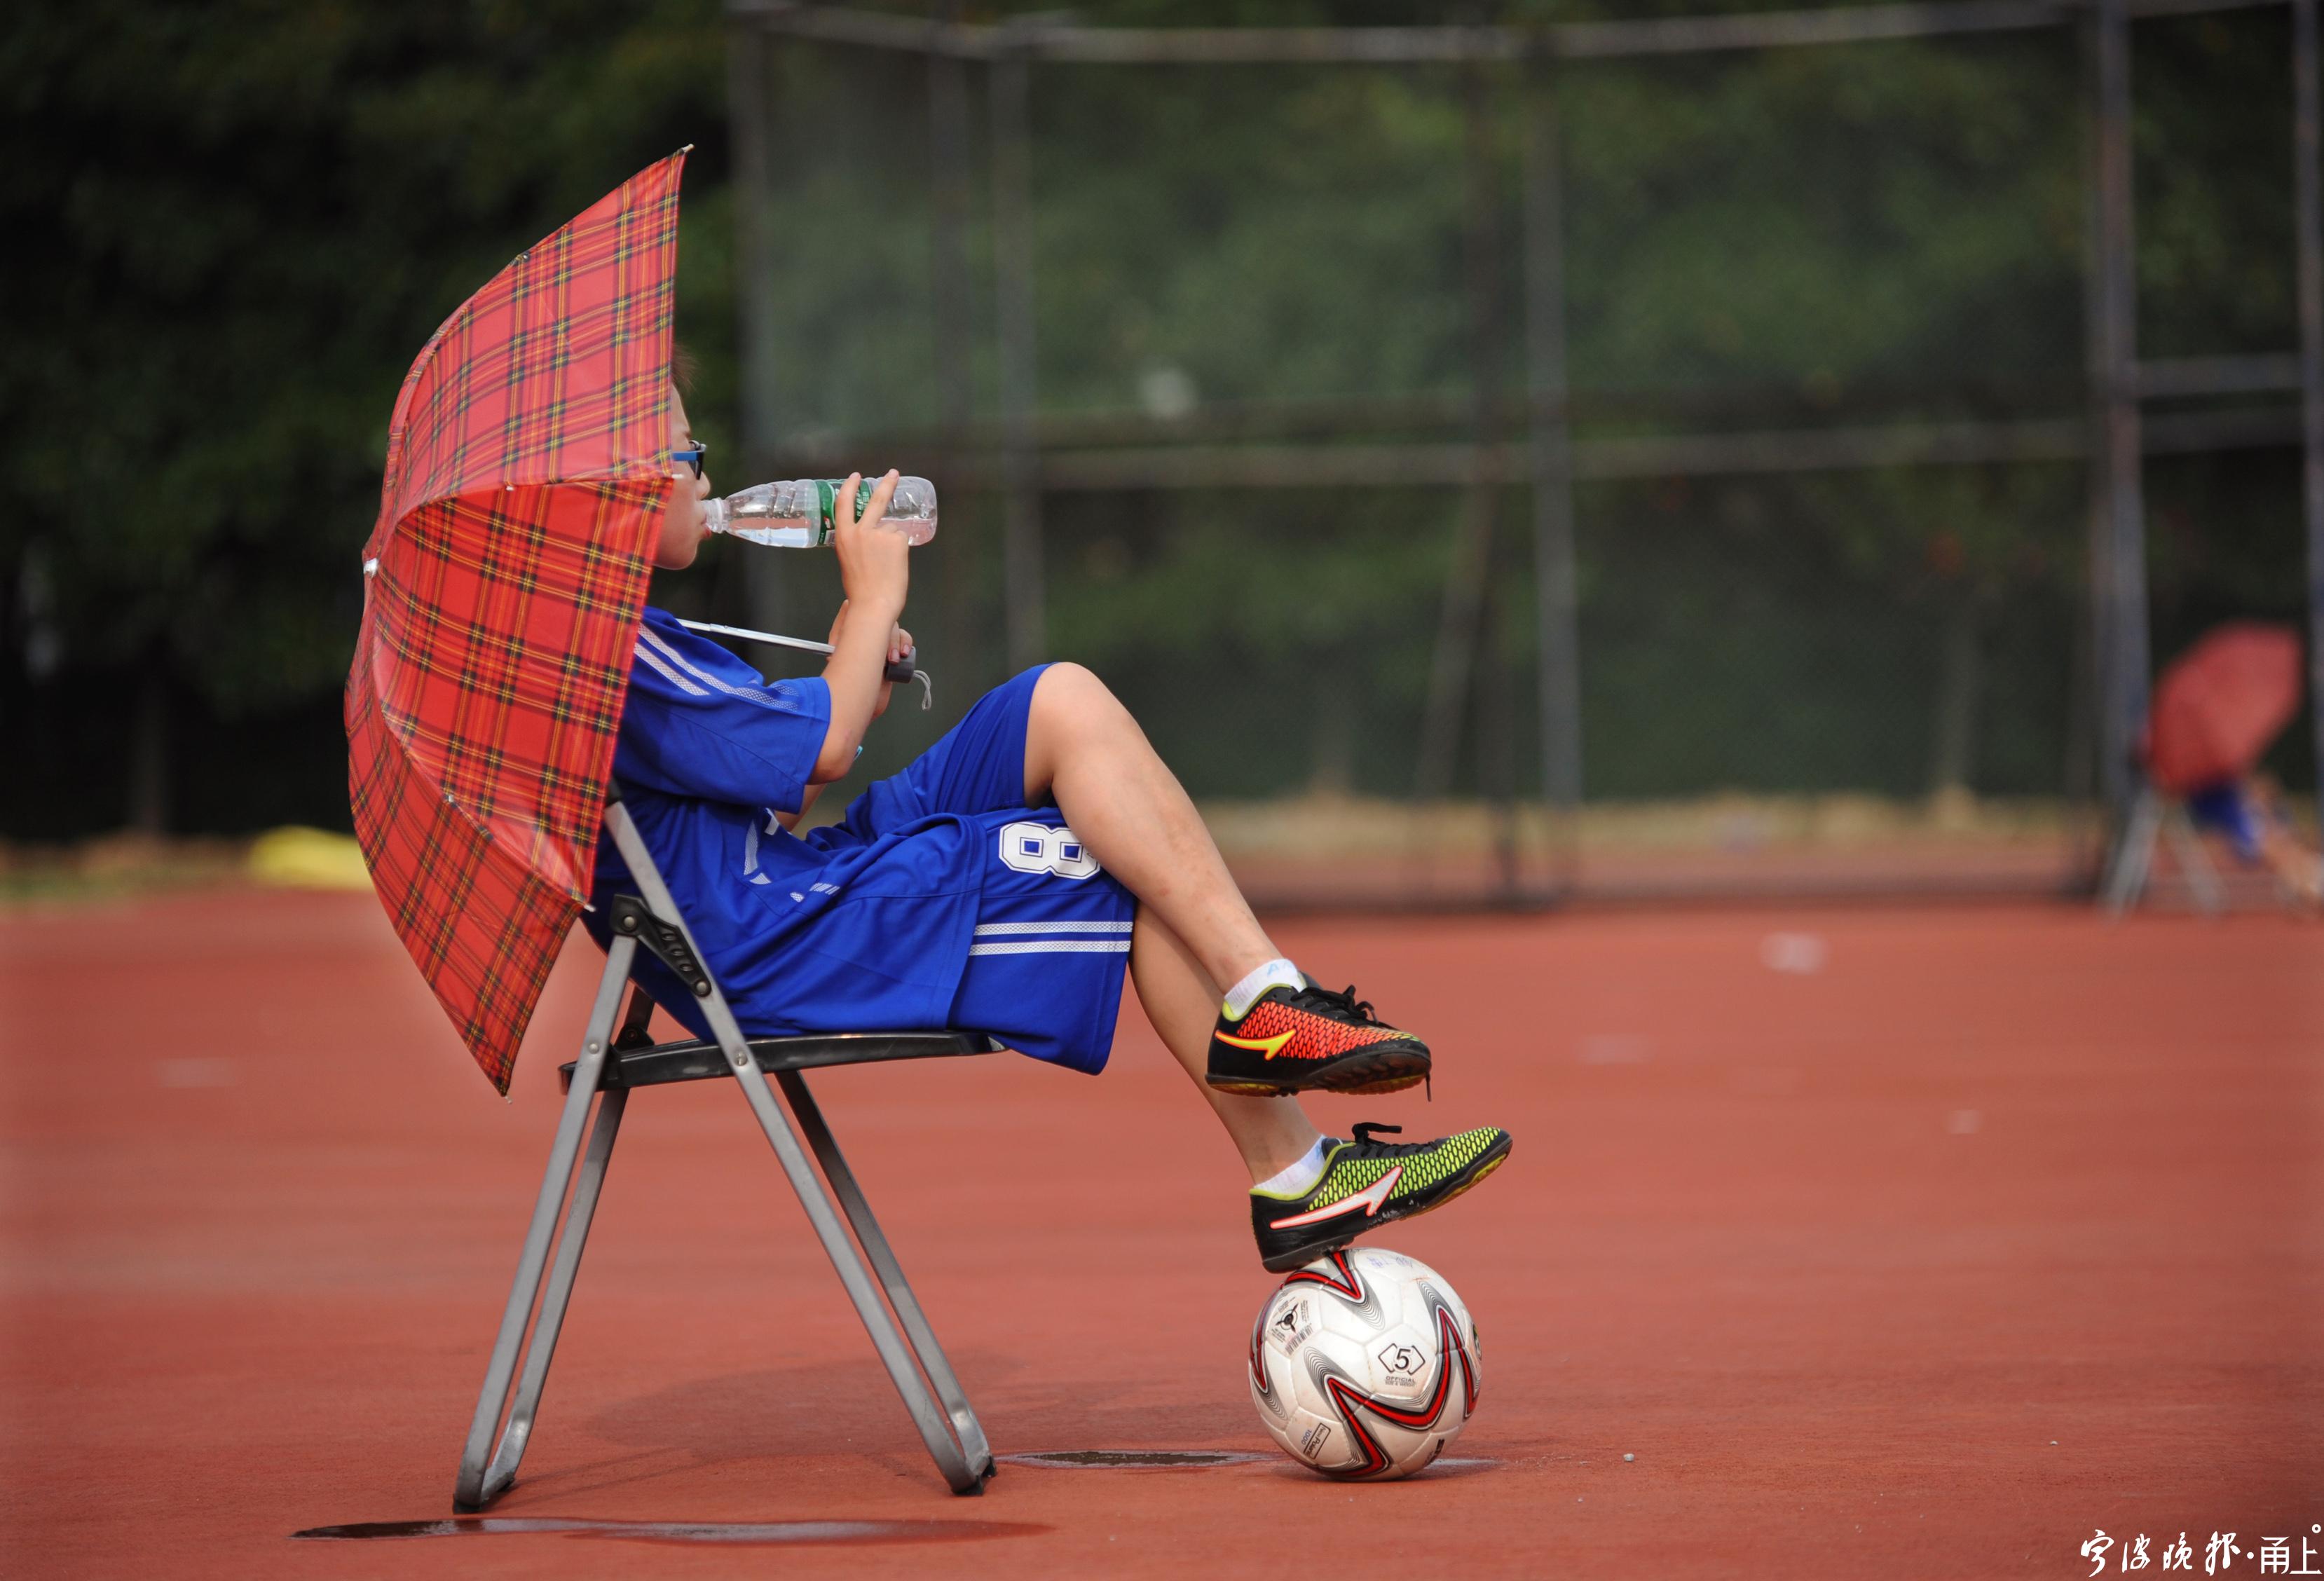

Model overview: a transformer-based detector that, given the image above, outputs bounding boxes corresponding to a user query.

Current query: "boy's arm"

[776,790,820,833]
[809,470,911,786]
[777,601,911,830]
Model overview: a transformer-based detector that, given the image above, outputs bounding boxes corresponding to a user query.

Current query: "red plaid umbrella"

[346,152,687,1092]
[2143,622,2305,796]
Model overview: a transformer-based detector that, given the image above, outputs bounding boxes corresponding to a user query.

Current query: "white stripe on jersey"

[633,643,708,696]
[966,940,1132,957]
[971,921,1133,936]
[639,626,795,712]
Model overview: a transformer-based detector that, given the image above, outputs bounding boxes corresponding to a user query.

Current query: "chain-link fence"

[705,0,2323,906]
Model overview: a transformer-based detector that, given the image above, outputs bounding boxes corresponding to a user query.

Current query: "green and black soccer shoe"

[1250,1123,1514,1273]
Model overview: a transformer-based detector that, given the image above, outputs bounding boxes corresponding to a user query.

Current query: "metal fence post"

[2091,0,2150,827]
[1522,43,1583,893]
[1416,46,1510,826]
[929,4,981,690]
[990,41,1046,671]
[2294,0,2324,839]
[725,22,793,657]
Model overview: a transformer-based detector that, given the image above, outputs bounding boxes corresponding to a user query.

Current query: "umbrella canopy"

[2144,621,2305,796]
[347,152,687,1092]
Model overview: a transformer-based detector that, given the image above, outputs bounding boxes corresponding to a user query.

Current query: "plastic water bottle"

[701,477,939,548]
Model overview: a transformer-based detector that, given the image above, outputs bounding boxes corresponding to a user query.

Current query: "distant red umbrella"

[2143,622,2305,795]
[346,152,688,1092]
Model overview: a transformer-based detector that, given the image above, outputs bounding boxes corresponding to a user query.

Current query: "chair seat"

[559,1029,999,1093]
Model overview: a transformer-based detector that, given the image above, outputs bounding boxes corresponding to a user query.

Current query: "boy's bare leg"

[1041,676,1511,1266]
[1130,908,1322,1184]
[2256,823,2324,905]
[1024,664,1277,990]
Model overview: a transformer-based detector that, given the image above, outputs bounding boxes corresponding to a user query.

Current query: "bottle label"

[809,479,879,546]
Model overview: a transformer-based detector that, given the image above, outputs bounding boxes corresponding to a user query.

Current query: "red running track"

[4,891,2320,1579]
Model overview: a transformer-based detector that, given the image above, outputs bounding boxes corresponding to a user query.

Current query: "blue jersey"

[588,608,990,1042]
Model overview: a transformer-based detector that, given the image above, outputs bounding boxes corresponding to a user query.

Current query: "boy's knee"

[1031,662,1128,733]
[1033,661,1107,706]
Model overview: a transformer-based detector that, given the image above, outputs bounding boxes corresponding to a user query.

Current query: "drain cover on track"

[999,1449,1269,1470]
[291,1518,1043,1546]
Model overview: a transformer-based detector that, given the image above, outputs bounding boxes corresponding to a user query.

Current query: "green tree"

[2,0,734,835]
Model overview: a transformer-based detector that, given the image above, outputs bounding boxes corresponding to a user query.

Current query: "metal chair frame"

[2102,783,2227,917]
[454,799,999,1507]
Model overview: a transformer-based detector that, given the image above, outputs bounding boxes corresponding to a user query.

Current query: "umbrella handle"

[895,657,934,712]
[674,619,930,711]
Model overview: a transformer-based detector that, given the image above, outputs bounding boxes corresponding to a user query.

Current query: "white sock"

[1256,1136,1330,1197]
[1222,957,1304,1020]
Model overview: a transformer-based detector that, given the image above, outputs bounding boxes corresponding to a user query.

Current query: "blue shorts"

[833,666,1137,1074]
[2185,781,2264,864]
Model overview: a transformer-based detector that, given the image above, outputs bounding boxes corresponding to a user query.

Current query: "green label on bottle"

[809,479,880,545]
[812,479,837,545]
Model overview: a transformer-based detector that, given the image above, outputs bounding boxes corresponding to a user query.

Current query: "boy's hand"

[831,470,909,622]
[875,621,912,718]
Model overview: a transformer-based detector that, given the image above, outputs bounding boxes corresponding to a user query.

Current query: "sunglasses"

[670,441,709,479]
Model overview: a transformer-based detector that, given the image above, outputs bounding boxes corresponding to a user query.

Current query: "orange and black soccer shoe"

[1205,979,1432,1097]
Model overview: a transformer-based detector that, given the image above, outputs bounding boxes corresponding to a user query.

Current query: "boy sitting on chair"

[590,385,1512,1273]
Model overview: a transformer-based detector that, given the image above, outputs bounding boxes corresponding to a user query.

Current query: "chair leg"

[455,934,636,1510]
[727,1056,988,1493]
[2164,808,2227,916]
[2103,788,2164,917]
[603,802,987,1496]
[475,1087,627,1501]
[777,1069,995,1479]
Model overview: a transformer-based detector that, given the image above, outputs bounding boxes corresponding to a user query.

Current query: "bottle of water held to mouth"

[701,477,939,548]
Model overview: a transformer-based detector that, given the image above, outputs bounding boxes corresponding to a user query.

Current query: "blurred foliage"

[2,0,2314,835]
[2,0,734,834]
[1563,37,2087,390]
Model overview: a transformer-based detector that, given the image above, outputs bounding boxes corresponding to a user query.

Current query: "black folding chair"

[455,794,1000,1506]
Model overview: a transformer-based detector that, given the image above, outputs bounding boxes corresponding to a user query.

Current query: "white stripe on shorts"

[966,940,1133,957]
[971,921,1133,936]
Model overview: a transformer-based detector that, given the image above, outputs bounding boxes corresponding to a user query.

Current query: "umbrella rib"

[675,619,838,657]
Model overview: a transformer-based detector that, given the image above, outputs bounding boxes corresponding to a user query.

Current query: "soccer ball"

[1246,1247,1480,1480]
